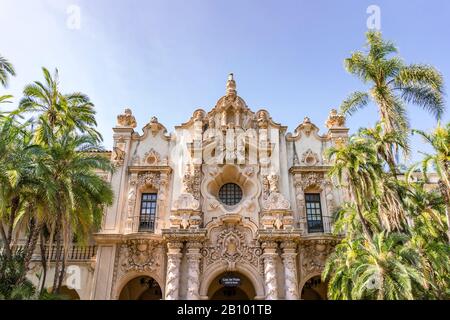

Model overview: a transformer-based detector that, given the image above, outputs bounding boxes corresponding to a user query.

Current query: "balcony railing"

[42,245,97,261]
[139,219,155,232]
[1,245,97,261]
[299,215,335,235]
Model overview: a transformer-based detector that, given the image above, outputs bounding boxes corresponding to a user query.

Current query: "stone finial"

[117,108,137,128]
[149,116,161,136]
[326,109,346,129]
[226,73,237,97]
[150,116,159,124]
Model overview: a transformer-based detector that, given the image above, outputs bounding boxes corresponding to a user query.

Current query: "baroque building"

[28,74,355,300]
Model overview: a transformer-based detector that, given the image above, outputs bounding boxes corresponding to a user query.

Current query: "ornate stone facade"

[88,75,349,300]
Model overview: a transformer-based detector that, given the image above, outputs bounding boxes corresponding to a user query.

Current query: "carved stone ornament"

[300,117,314,137]
[112,143,126,167]
[201,225,263,273]
[326,109,346,129]
[193,109,205,122]
[301,149,320,166]
[117,108,137,128]
[226,73,237,98]
[148,116,163,136]
[262,192,291,211]
[173,193,199,211]
[144,149,160,166]
[256,110,269,129]
[137,172,161,189]
[295,172,324,190]
[183,166,201,200]
[119,239,163,273]
[300,240,337,278]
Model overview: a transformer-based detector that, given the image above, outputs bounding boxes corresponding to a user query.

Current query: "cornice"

[93,232,164,244]
[128,165,173,174]
[289,165,332,174]
[162,229,207,242]
[257,229,302,242]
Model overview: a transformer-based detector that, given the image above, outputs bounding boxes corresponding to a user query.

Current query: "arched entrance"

[58,286,81,300]
[300,275,328,300]
[119,276,162,300]
[208,272,256,300]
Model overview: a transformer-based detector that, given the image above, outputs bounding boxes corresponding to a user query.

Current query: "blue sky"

[1,0,449,163]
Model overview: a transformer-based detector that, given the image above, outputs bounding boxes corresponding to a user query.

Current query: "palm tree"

[358,123,409,175]
[403,183,450,298]
[0,114,55,268]
[326,135,383,239]
[0,54,16,88]
[340,31,445,164]
[37,125,113,293]
[0,115,34,259]
[0,55,16,106]
[364,232,424,299]
[18,67,101,143]
[411,123,450,241]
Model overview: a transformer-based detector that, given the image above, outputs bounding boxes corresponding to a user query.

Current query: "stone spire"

[226,73,237,97]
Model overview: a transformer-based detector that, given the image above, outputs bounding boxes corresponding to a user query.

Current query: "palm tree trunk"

[0,223,12,259]
[6,196,20,247]
[23,221,42,271]
[39,231,48,295]
[0,197,20,259]
[442,165,450,243]
[52,232,62,294]
[350,180,373,239]
[356,203,373,240]
[445,199,450,243]
[57,254,66,292]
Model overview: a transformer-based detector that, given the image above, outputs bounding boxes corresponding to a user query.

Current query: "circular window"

[218,183,243,206]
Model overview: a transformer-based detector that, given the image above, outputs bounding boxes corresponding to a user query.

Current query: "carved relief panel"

[298,239,337,282]
[112,239,166,297]
[201,223,263,275]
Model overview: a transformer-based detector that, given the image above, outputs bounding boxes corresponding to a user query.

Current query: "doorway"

[300,275,328,300]
[119,276,162,300]
[208,272,256,300]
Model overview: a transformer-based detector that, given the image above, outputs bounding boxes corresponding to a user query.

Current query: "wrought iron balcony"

[138,220,155,232]
[299,215,335,235]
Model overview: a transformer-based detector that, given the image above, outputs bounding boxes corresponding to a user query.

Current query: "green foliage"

[324,31,449,300]
[324,125,450,300]
[0,54,16,88]
[340,31,445,151]
[0,250,35,300]
[0,61,114,298]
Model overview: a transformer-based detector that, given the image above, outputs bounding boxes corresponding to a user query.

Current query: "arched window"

[218,183,243,206]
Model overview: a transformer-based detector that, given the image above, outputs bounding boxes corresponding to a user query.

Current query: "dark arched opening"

[300,275,328,300]
[208,272,255,300]
[119,276,162,300]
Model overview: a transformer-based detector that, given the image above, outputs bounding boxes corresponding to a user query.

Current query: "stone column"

[186,242,202,300]
[262,241,279,300]
[281,242,299,300]
[164,242,183,300]
[125,173,138,234]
